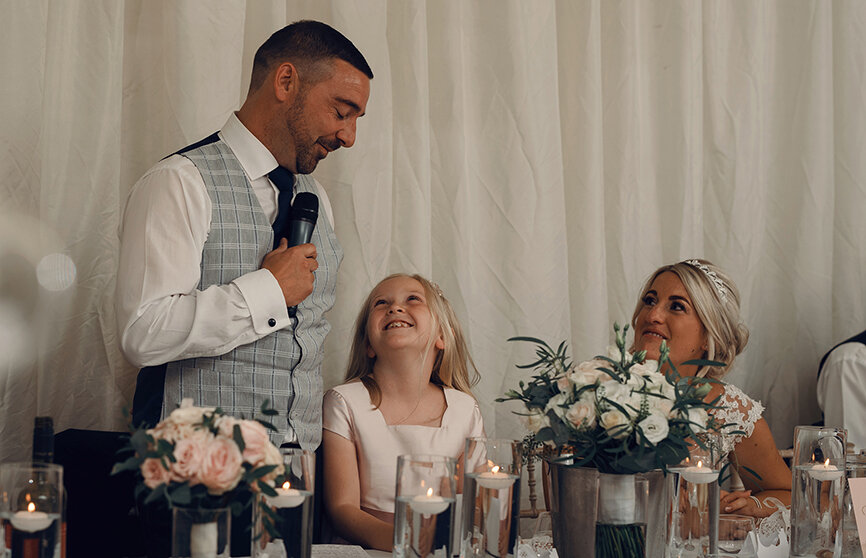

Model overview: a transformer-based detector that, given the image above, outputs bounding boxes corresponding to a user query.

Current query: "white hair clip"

[684,259,728,302]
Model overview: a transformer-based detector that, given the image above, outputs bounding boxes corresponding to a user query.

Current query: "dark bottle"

[11,417,66,558]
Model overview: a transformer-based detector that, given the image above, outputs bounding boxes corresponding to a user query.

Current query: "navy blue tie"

[268,166,295,249]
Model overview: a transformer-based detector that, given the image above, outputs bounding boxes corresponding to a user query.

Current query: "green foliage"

[499,323,729,475]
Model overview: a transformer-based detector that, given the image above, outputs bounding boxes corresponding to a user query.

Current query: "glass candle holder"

[251,448,315,558]
[790,425,847,557]
[393,454,457,558]
[460,438,521,558]
[0,462,64,558]
[668,439,723,558]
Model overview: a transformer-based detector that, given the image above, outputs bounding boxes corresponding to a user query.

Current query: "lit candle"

[679,460,719,484]
[808,458,843,481]
[10,502,52,533]
[411,487,449,515]
[477,465,514,490]
[267,481,306,508]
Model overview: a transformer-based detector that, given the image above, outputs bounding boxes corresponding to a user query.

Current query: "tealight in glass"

[460,438,521,558]
[790,425,847,557]
[668,436,723,558]
[393,454,457,558]
[0,462,64,558]
[251,448,315,558]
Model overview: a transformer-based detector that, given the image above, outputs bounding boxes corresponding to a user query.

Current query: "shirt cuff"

[233,269,290,334]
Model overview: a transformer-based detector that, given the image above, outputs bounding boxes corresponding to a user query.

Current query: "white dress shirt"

[818,341,866,450]
[116,113,334,368]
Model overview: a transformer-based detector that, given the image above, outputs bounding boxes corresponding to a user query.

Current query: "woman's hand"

[720,489,774,518]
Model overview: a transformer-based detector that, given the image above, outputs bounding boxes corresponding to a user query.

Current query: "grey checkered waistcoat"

[162,140,343,450]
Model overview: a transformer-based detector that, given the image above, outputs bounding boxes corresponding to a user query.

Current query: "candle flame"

[282,481,291,490]
[426,487,434,498]
[27,502,35,513]
[491,465,500,474]
[824,459,831,467]
[697,460,703,469]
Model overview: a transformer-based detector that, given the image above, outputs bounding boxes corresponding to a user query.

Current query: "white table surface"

[310,544,390,557]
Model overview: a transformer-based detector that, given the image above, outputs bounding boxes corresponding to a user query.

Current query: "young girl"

[322,273,483,550]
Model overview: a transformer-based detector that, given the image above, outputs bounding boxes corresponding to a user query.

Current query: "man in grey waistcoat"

[116,20,373,452]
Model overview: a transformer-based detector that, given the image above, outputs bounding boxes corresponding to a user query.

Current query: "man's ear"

[273,62,299,102]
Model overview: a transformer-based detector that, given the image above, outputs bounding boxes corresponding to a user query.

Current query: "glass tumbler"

[251,448,315,558]
[393,454,457,558]
[460,438,521,558]
[790,425,847,557]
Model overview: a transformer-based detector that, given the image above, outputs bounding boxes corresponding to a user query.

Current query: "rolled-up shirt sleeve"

[116,155,289,368]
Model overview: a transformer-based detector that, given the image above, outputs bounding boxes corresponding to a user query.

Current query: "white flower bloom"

[600,410,632,439]
[651,396,674,418]
[687,408,709,431]
[556,375,573,394]
[545,393,569,418]
[525,410,550,433]
[574,359,611,384]
[630,362,657,378]
[638,412,670,444]
[606,345,621,360]
[565,398,596,430]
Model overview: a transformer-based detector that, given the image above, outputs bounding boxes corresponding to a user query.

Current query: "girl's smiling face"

[632,271,707,373]
[365,276,443,358]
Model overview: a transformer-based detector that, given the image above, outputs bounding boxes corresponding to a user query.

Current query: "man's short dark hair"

[250,20,373,91]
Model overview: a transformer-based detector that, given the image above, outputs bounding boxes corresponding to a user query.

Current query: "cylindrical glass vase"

[171,507,230,558]
[460,438,521,558]
[790,425,847,557]
[251,448,315,558]
[0,462,64,558]
[394,454,457,558]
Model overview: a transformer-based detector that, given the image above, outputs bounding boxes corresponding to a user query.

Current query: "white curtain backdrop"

[1,0,865,462]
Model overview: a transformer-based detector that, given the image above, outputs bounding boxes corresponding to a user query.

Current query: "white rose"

[565,398,596,430]
[556,375,573,394]
[651,396,674,418]
[525,410,550,433]
[638,412,670,444]
[599,410,632,439]
[687,408,709,431]
[600,381,640,417]
[169,401,213,426]
[574,359,611,384]
[630,362,657,378]
[545,393,569,418]
[606,345,622,360]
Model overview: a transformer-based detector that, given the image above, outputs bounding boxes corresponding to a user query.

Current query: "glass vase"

[790,425,847,557]
[547,463,668,558]
[171,507,230,558]
[251,448,315,558]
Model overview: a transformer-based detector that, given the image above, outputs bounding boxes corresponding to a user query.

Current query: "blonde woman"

[322,273,483,550]
[631,259,791,521]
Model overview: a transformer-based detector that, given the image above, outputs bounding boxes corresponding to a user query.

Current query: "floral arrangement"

[499,323,721,475]
[113,399,286,517]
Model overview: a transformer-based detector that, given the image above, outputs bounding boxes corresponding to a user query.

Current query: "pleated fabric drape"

[1,0,864,461]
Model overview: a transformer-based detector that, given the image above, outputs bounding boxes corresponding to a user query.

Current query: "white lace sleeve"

[711,383,765,456]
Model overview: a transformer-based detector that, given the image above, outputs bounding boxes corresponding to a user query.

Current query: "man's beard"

[286,99,341,175]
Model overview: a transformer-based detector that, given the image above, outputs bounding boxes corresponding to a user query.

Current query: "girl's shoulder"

[326,380,371,405]
[443,387,479,412]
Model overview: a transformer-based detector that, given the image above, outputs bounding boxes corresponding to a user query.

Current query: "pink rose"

[235,420,271,466]
[141,457,170,489]
[199,437,243,495]
[171,434,207,484]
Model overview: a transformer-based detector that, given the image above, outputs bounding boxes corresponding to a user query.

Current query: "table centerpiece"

[499,323,725,558]
[113,398,288,558]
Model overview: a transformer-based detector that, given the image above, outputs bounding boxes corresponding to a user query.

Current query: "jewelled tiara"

[684,259,728,301]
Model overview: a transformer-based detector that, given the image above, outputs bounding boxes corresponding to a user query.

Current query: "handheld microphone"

[285,192,318,317]
[285,192,319,247]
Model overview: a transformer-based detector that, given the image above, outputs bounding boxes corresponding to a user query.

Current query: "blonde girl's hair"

[630,259,749,379]
[344,273,481,406]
